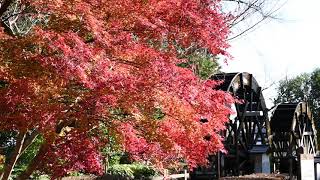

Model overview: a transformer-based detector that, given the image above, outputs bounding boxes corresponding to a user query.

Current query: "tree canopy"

[0,0,235,179]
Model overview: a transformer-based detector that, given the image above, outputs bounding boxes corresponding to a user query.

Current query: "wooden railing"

[152,169,189,180]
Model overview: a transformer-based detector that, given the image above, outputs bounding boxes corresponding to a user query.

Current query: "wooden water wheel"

[192,72,270,179]
[270,102,317,176]
[211,72,270,177]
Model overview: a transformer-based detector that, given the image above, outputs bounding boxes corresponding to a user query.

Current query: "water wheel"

[191,72,270,179]
[211,72,270,177]
[270,102,317,175]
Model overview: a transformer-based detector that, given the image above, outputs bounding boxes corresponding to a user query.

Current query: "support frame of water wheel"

[270,102,317,179]
[212,72,270,178]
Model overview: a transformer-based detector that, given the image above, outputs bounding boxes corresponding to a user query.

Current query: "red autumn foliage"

[40,131,103,178]
[0,0,234,178]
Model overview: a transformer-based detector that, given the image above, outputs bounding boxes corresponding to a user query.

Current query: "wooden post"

[289,158,293,180]
[184,169,187,180]
[164,169,169,179]
[300,154,315,180]
[217,152,221,178]
[103,156,109,174]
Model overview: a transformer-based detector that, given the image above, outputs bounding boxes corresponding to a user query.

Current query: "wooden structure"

[212,72,270,177]
[191,72,318,180]
[152,169,189,180]
[191,72,270,179]
[270,102,317,178]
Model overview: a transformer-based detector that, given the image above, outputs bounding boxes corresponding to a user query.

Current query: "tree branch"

[18,131,39,158]
[16,143,49,180]
[223,0,287,40]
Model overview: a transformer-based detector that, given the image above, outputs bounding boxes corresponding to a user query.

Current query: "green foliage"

[98,122,124,168]
[0,131,16,156]
[310,69,320,113]
[0,132,16,174]
[310,69,320,147]
[108,153,122,166]
[28,172,50,180]
[0,132,43,177]
[153,108,165,120]
[131,164,156,179]
[108,164,135,179]
[177,48,221,79]
[0,80,9,88]
[108,164,156,180]
[67,171,86,177]
[274,73,310,104]
[15,134,43,172]
[35,175,50,180]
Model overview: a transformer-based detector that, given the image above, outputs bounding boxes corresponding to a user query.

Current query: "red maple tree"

[0,0,234,179]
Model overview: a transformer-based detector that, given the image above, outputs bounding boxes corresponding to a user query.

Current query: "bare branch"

[19,131,39,158]
[222,0,288,40]
[262,80,277,91]
[228,15,267,40]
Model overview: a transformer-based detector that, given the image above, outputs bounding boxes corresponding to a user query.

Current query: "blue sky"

[220,0,320,106]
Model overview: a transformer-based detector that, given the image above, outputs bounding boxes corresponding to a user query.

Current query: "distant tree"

[310,69,320,118]
[178,48,221,79]
[310,69,320,144]
[274,73,310,104]
[274,68,320,147]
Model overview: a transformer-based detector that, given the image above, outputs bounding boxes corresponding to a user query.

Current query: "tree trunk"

[16,143,48,180]
[0,132,27,180]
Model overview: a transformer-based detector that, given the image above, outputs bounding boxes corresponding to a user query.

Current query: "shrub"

[108,164,156,180]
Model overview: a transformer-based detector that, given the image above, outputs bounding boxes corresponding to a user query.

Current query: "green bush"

[108,164,156,180]
[131,164,156,179]
[108,164,134,179]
